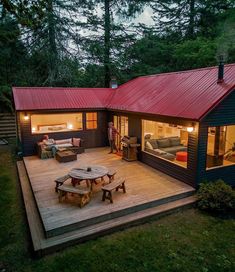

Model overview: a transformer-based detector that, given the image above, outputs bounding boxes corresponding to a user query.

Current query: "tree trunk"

[48,0,58,85]
[187,0,195,38]
[104,0,111,87]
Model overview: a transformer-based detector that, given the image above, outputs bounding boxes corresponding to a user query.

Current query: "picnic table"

[68,165,109,191]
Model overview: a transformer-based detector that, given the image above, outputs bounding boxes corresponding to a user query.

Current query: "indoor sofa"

[145,136,187,161]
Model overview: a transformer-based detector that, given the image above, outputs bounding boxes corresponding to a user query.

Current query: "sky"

[134,6,154,25]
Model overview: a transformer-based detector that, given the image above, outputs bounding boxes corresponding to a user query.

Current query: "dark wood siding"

[201,90,235,126]
[19,110,108,156]
[109,111,198,187]
[197,90,235,187]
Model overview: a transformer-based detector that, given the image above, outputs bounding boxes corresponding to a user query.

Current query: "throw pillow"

[149,139,158,149]
[73,138,81,147]
[145,141,153,150]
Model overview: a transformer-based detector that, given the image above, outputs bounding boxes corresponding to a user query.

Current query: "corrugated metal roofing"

[13,87,112,111]
[13,64,235,120]
[108,63,235,120]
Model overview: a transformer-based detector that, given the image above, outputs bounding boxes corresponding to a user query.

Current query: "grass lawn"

[0,143,234,272]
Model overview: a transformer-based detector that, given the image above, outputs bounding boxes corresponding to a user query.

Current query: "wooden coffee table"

[55,150,77,163]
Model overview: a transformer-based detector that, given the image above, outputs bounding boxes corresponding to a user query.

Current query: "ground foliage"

[0,144,234,271]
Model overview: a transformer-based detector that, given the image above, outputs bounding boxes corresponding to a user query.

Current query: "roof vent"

[217,56,224,84]
[110,77,118,89]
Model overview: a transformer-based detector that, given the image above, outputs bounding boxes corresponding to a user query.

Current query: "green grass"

[0,144,235,272]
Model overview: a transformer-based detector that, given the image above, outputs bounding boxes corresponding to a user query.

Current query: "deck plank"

[23,147,194,237]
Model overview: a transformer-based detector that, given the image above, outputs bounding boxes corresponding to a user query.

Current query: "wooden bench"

[107,169,117,183]
[58,185,91,208]
[101,178,126,203]
[54,174,70,192]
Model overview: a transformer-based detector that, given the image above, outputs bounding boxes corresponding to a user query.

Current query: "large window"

[31,113,83,134]
[207,125,235,169]
[142,120,190,168]
[86,112,97,130]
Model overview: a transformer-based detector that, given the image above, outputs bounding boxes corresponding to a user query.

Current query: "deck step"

[45,188,195,238]
[42,195,196,255]
[17,161,196,256]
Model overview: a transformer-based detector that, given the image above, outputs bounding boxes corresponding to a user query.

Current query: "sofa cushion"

[161,146,187,155]
[148,139,158,149]
[73,138,81,147]
[153,148,167,155]
[157,138,170,148]
[170,137,181,146]
[55,143,73,149]
[55,138,72,145]
[145,141,153,150]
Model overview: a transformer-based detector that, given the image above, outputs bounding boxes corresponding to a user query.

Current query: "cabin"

[13,63,235,188]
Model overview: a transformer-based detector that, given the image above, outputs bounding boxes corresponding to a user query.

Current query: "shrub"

[197,180,235,213]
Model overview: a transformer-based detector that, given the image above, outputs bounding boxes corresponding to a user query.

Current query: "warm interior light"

[32,127,36,132]
[24,113,29,120]
[68,124,73,129]
[187,127,194,133]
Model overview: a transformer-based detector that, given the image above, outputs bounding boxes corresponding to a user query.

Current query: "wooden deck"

[23,147,194,240]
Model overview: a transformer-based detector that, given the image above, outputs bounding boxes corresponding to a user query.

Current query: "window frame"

[141,119,189,169]
[30,112,84,135]
[206,124,235,170]
[85,112,98,130]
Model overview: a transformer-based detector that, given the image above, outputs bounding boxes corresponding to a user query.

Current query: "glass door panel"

[113,115,128,150]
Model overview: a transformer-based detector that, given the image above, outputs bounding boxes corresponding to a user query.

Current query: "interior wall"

[31,113,83,132]
[225,125,235,151]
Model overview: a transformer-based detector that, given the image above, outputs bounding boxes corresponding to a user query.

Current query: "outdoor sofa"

[37,138,84,159]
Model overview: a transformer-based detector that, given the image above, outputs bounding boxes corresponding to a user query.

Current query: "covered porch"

[19,147,195,255]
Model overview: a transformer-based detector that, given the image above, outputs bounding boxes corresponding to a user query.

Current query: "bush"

[197,180,235,213]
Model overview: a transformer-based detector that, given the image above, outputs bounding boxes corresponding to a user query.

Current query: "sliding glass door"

[113,115,128,150]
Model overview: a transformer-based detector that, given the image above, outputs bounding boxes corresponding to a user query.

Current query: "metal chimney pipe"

[217,56,224,84]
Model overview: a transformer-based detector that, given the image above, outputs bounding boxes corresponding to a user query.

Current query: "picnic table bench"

[101,178,126,203]
[106,169,117,183]
[58,184,91,208]
[54,174,70,192]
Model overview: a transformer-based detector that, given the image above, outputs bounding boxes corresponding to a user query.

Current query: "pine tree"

[151,0,235,39]
[83,0,147,87]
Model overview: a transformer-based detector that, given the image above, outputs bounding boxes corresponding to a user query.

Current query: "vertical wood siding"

[19,111,108,156]
[197,90,235,187]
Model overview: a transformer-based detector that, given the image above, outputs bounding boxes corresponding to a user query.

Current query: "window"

[86,112,97,129]
[207,125,235,169]
[31,113,83,134]
[142,120,190,168]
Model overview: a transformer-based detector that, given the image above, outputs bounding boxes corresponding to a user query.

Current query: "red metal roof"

[13,87,112,111]
[13,64,235,120]
[108,63,235,120]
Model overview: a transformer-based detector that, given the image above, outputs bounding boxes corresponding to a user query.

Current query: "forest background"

[1,0,235,112]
